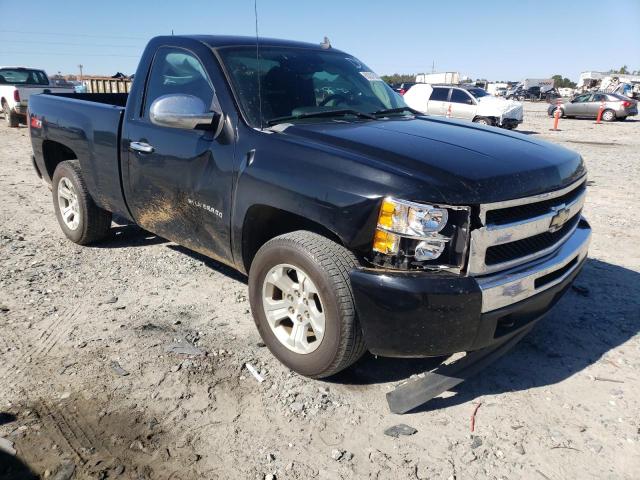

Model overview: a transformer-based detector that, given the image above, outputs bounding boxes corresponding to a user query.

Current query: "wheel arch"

[42,140,78,181]
[240,204,347,274]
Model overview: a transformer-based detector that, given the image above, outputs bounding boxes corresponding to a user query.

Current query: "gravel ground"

[1,102,639,480]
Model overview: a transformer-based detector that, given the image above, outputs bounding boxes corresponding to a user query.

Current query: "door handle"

[130,141,154,153]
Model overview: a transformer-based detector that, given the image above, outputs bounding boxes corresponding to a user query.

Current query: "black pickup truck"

[28,35,591,378]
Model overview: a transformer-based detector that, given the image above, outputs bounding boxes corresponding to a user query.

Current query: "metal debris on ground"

[165,339,205,356]
[110,361,130,376]
[245,362,265,383]
[383,424,417,438]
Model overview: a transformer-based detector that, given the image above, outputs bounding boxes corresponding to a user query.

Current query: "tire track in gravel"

[38,400,93,463]
[0,304,81,384]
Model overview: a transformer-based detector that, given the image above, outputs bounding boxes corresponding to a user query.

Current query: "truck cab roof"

[156,35,345,53]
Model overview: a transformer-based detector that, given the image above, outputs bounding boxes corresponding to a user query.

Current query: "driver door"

[568,93,592,116]
[123,46,236,263]
[449,88,477,120]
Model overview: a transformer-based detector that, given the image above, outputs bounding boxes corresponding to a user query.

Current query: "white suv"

[403,84,523,129]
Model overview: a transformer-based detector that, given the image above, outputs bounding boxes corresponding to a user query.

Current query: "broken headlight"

[371,197,470,271]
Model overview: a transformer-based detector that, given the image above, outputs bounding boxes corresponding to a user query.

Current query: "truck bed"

[29,92,131,220]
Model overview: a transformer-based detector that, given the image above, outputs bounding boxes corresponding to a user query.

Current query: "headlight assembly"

[371,197,470,271]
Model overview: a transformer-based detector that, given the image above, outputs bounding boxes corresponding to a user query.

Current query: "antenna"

[254,0,264,129]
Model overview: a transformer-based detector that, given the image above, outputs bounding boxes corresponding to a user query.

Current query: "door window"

[429,87,450,101]
[572,93,591,103]
[143,47,214,118]
[450,89,474,105]
[592,93,606,102]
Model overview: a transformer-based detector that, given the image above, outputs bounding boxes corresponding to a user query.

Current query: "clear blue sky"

[2,0,639,81]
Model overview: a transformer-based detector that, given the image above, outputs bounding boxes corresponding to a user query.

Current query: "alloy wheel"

[261,263,325,354]
[57,177,81,230]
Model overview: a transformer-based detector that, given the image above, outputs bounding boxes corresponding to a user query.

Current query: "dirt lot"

[1,102,639,480]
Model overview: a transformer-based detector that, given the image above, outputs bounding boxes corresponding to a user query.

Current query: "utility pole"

[78,64,83,81]
[432,60,435,73]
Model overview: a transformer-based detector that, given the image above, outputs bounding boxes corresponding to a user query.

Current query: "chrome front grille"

[468,178,587,276]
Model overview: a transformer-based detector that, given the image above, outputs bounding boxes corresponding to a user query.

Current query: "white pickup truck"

[0,67,74,127]
[403,84,524,129]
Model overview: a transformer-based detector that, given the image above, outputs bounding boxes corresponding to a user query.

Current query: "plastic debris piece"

[383,424,417,438]
[0,437,16,456]
[245,363,264,383]
[164,340,205,356]
[110,361,129,376]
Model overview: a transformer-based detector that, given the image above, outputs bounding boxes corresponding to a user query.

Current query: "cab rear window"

[0,68,49,86]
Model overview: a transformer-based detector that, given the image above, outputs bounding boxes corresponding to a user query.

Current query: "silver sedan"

[548,92,638,121]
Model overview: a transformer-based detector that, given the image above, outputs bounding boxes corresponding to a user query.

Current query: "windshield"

[467,88,489,99]
[218,46,407,126]
[0,68,49,86]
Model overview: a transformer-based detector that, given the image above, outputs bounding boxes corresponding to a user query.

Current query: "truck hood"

[275,116,585,204]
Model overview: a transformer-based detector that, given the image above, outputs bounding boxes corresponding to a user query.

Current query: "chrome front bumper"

[477,218,590,313]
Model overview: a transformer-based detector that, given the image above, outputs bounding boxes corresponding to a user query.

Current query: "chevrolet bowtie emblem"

[549,204,571,232]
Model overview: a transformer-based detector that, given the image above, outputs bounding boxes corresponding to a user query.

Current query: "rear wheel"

[550,107,564,118]
[248,231,366,378]
[601,109,616,122]
[52,160,112,245]
[2,101,19,127]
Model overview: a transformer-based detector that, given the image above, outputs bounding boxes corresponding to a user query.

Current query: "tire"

[2,102,19,128]
[601,109,616,122]
[248,231,366,378]
[473,116,493,126]
[550,107,564,118]
[52,160,112,245]
[517,95,525,102]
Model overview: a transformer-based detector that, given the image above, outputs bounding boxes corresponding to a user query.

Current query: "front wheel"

[248,231,366,378]
[52,160,112,245]
[473,116,493,126]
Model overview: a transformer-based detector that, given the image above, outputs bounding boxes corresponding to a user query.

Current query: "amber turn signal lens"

[377,198,396,229]
[372,228,400,254]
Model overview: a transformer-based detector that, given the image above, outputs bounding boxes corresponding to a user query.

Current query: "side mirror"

[150,94,219,131]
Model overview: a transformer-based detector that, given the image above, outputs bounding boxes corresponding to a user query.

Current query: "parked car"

[29,35,590,378]
[403,83,523,128]
[548,92,638,121]
[0,67,74,127]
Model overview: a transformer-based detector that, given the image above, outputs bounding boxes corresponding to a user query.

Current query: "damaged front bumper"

[350,219,591,357]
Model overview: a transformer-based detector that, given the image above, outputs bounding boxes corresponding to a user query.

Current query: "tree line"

[382,66,638,88]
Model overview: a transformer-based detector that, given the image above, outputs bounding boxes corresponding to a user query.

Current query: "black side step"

[386,327,533,414]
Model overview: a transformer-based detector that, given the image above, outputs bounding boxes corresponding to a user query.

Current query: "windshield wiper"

[373,107,421,117]
[266,109,376,126]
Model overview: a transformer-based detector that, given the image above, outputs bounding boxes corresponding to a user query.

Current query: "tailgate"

[18,86,74,105]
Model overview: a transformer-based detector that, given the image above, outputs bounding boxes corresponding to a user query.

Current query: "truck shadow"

[0,413,38,480]
[93,221,168,249]
[331,258,640,411]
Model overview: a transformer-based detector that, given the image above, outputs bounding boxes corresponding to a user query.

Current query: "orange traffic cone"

[595,101,605,124]
[550,100,562,131]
